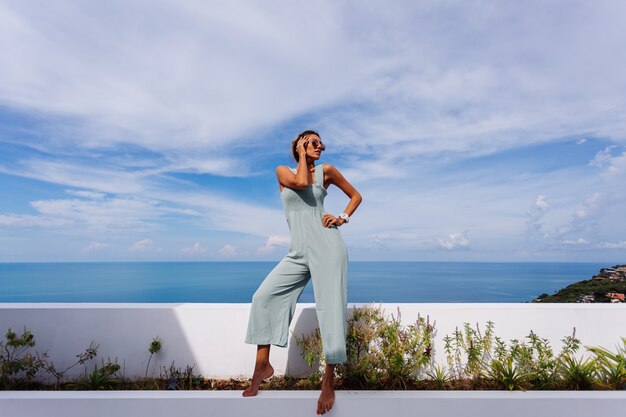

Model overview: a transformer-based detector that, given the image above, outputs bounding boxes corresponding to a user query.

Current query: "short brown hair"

[291,130,323,162]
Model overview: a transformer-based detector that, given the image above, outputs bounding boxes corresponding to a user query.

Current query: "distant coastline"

[532,264,626,303]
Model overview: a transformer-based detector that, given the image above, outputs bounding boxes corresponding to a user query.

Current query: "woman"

[243,130,362,415]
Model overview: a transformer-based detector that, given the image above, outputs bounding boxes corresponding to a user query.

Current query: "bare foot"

[317,383,335,415]
[317,365,336,415]
[242,362,274,397]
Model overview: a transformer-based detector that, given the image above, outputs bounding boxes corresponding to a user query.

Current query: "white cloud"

[589,146,626,179]
[27,197,164,234]
[597,241,626,249]
[566,192,604,230]
[526,195,550,244]
[181,242,206,255]
[0,213,69,229]
[83,241,110,252]
[526,192,605,251]
[256,235,290,254]
[561,238,588,246]
[129,239,154,252]
[589,146,617,169]
[0,159,285,238]
[0,159,147,195]
[65,189,106,200]
[218,244,237,257]
[533,195,550,211]
[437,231,469,250]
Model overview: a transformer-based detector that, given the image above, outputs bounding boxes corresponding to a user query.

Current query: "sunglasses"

[307,138,326,151]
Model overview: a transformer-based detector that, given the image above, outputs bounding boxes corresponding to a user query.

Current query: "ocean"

[0,261,606,303]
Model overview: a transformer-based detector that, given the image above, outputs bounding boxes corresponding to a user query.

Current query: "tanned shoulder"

[323,163,338,177]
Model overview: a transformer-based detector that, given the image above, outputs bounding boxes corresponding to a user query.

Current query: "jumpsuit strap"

[315,164,324,187]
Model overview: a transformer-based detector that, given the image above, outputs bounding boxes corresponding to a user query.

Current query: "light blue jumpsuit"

[244,163,349,364]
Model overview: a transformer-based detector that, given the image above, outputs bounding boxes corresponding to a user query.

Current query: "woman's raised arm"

[325,163,362,217]
[276,137,313,190]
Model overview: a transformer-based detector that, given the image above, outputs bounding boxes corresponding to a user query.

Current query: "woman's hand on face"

[296,138,309,156]
[322,214,344,227]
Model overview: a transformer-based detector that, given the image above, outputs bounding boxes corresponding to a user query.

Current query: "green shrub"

[586,336,626,390]
[558,355,597,390]
[295,303,435,389]
[443,321,496,387]
[444,323,583,390]
[0,327,46,389]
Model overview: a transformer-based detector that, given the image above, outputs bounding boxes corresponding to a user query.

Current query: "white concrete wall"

[1,303,625,380]
[2,391,626,417]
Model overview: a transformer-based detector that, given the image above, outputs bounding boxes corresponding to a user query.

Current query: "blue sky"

[1,1,625,262]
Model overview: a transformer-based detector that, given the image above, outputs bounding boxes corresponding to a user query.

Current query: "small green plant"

[293,327,324,386]
[145,336,162,379]
[586,337,626,390]
[339,303,386,388]
[160,361,204,390]
[42,342,99,389]
[67,358,121,390]
[0,327,46,389]
[511,330,556,390]
[558,355,598,390]
[443,320,495,386]
[373,306,435,389]
[482,355,536,391]
[425,363,451,389]
[592,356,626,390]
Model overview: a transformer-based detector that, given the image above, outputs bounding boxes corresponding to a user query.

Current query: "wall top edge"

[1,302,625,310]
[1,391,625,399]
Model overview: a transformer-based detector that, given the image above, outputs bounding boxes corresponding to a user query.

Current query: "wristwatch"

[338,212,350,223]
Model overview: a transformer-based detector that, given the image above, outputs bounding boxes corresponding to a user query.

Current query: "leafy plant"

[295,304,435,389]
[557,354,597,390]
[67,358,121,390]
[42,342,99,389]
[425,363,451,389]
[586,337,626,390]
[482,356,536,391]
[293,327,324,386]
[339,303,386,388]
[160,361,204,390]
[0,327,46,389]
[511,330,556,390]
[443,320,495,386]
[145,336,162,380]
[373,306,434,389]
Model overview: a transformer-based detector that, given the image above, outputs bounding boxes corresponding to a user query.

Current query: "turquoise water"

[0,261,606,303]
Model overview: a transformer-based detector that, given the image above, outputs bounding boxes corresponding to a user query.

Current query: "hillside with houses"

[532,264,626,303]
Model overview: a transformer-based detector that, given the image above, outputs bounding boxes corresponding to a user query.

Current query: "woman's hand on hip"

[322,214,344,228]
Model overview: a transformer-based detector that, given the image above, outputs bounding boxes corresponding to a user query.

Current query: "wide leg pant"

[244,242,349,364]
